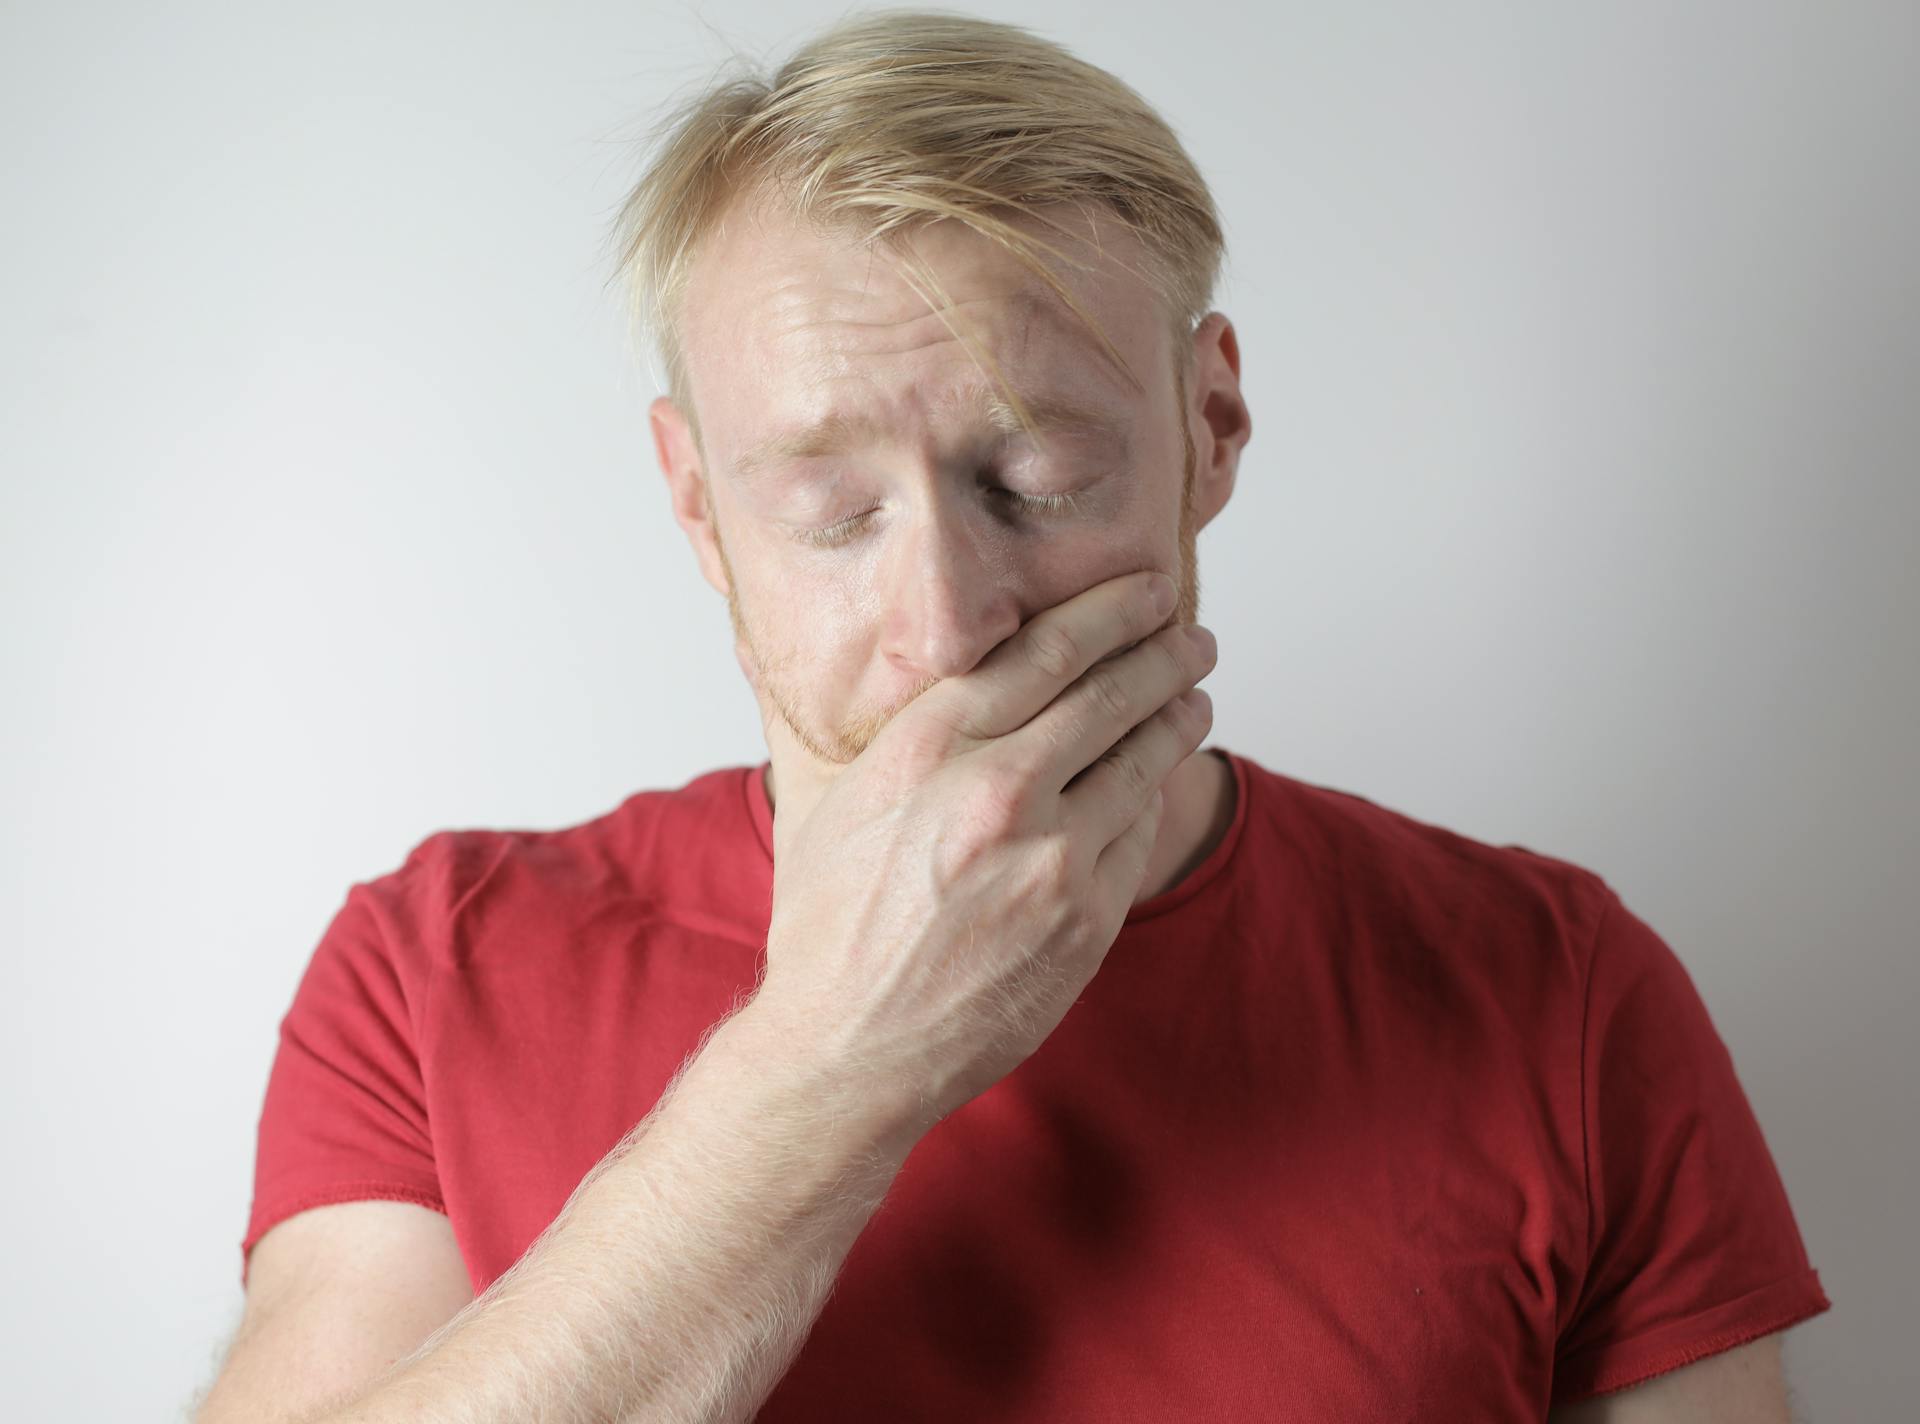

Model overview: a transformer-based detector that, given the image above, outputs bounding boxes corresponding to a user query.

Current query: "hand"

[751,568,1217,1139]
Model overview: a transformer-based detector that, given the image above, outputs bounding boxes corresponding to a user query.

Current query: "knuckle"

[1045,704,1093,758]
[970,761,1032,834]
[1033,704,1077,754]
[1150,632,1189,686]
[1104,745,1150,801]
[1025,622,1082,681]
[1161,687,1198,732]
[890,704,964,762]
[1084,665,1134,723]
[1029,831,1076,897]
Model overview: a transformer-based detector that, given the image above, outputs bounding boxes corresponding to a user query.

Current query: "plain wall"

[2,2,1912,1418]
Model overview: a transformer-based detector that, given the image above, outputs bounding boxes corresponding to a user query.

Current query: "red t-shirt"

[242,747,1829,1416]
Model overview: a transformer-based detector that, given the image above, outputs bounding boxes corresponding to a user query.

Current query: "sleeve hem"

[241,1180,449,1288]
[1550,1266,1832,1404]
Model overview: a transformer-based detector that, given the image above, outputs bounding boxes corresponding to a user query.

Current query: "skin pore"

[649,186,1252,905]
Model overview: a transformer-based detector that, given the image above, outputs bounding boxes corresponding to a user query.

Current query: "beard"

[714,364,1202,767]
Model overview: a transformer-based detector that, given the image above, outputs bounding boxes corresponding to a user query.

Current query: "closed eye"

[794,486,1087,549]
[996,488,1082,516]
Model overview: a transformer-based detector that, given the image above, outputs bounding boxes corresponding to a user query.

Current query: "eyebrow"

[727,388,1129,483]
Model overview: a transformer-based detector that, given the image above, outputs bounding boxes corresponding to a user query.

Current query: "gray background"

[2,2,1912,1418]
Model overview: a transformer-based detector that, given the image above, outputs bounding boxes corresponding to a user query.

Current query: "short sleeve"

[1550,886,1831,1402]
[240,862,447,1288]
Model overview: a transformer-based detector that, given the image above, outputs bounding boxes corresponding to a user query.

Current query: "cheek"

[1023,533,1172,613]
[1014,484,1180,607]
[739,559,870,670]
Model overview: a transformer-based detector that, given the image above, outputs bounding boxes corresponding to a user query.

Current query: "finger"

[1067,684,1213,851]
[928,568,1177,744]
[1089,784,1165,913]
[1018,620,1214,795]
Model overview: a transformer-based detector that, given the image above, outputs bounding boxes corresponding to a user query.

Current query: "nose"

[877,496,1023,682]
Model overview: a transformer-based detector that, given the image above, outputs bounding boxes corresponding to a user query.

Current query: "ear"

[650,394,732,598]
[1185,312,1252,533]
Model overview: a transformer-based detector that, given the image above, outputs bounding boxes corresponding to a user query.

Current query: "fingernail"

[1151,573,1176,613]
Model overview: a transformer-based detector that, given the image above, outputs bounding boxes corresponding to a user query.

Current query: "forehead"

[679,189,1166,463]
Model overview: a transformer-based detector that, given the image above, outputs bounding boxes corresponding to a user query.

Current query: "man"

[196,11,1828,1423]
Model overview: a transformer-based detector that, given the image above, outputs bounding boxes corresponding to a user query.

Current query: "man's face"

[673,191,1206,768]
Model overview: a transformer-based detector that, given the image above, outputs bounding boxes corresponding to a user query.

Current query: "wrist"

[717,993,932,1167]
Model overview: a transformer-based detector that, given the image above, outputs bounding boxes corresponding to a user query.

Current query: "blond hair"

[604,7,1226,455]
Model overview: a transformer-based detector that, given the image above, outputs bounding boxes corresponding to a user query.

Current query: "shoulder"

[341,762,767,974]
[1235,753,1618,978]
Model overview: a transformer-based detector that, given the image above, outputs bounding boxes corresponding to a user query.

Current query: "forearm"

[316,998,923,1424]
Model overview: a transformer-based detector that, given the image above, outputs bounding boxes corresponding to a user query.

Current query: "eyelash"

[796,488,1085,549]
